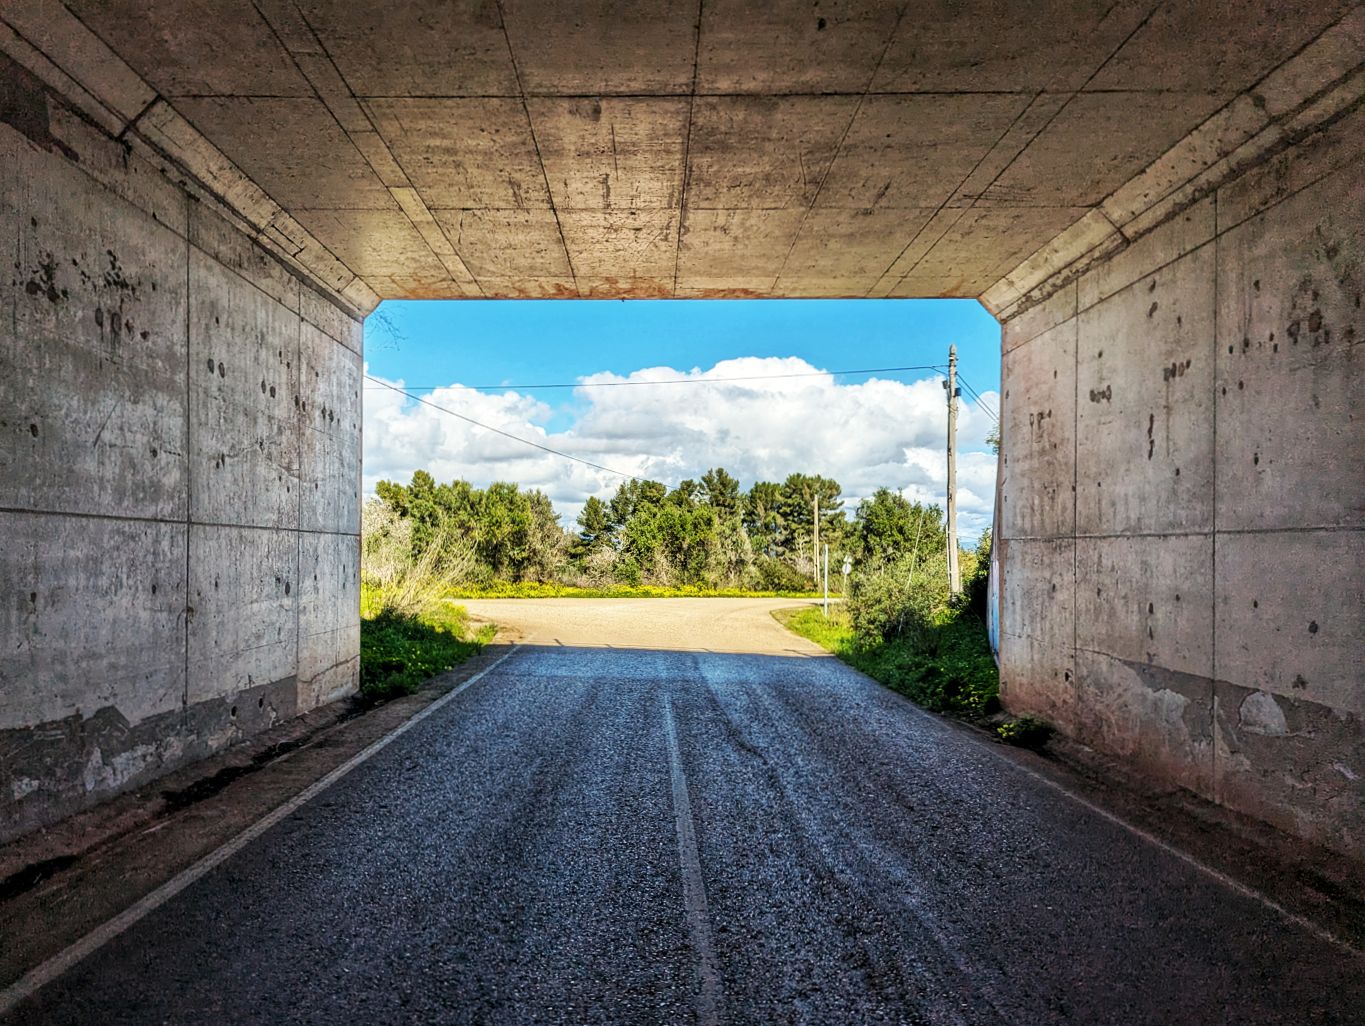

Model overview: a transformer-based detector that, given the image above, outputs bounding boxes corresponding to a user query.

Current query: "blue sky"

[363,299,1002,538]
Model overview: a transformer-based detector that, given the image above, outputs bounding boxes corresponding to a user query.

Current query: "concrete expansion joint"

[115,94,163,144]
[987,12,1365,320]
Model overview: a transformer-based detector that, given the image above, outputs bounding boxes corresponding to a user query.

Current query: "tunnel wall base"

[997,107,1363,857]
[0,87,362,843]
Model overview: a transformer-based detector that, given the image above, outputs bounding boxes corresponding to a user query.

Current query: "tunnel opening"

[354,294,1005,701]
[359,296,1001,590]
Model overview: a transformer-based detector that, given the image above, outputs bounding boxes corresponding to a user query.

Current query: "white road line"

[0,646,522,1018]
[662,696,724,1026]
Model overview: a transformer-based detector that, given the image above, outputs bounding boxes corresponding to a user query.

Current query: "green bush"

[361,499,481,616]
[448,580,819,599]
[846,552,949,648]
[996,715,1054,749]
[963,529,992,624]
[359,603,493,701]
[778,599,999,719]
[750,555,814,593]
[613,554,642,587]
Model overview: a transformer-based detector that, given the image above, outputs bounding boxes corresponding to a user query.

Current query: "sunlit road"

[11,600,1362,1025]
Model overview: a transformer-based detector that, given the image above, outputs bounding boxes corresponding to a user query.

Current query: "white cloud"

[363,356,999,538]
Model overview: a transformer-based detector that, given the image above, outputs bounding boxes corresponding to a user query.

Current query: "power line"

[363,363,946,392]
[958,371,996,408]
[956,372,999,422]
[364,375,637,480]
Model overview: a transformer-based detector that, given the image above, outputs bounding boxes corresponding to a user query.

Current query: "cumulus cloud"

[363,357,999,540]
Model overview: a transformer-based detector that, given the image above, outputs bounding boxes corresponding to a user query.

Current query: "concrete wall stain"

[999,126,1363,856]
[1,91,361,844]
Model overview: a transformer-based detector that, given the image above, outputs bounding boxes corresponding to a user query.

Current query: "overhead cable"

[364,375,637,479]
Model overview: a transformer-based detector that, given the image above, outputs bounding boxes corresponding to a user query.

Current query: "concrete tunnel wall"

[0,75,363,843]
[996,106,1363,857]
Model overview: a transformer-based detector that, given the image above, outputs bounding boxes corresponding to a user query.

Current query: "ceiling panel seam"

[983,5,1365,316]
[952,1,1170,307]
[7,2,375,311]
[671,0,706,297]
[251,0,484,297]
[496,0,580,297]
[877,94,1074,296]
[0,7,138,135]
[767,3,909,294]
[865,90,1052,298]
[958,0,1163,242]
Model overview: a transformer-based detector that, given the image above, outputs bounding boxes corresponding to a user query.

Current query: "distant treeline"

[367,467,986,593]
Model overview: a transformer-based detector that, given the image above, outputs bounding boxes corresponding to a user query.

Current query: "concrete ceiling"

[44,0,1360,301]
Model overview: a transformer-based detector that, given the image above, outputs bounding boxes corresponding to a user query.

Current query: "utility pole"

[812,495,819,580]
[822,544,830,617]
[945,344,962,595]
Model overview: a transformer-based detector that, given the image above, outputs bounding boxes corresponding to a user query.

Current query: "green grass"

[995,714,1054,749]
[359,602,496,702]
[775,603,1000,720]
[448,581,823,599]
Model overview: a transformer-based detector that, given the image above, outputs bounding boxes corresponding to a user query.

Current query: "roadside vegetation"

[360,465,1022,734]
[368,466,955,595]
[449,582,818,599]
[775,529,1041,747]
[359,501,494,701]
[776,541,996,718]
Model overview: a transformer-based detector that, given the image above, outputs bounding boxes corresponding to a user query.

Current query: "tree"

[475,481,531,578]
[375,470,443,555]
[777,473,844,566]
[367,466,973,595]
[854,489,946,566]
[608,478,666,531]
[523,489,567,581]
[575,495,612,556]
[668,479,700,508]
[654,501,717,583]
[744,481,785,557]
[432,478,479,537]
[707,510,754,587]
[700,467,741,515]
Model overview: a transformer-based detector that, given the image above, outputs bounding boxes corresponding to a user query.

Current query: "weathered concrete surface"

[0,69,361,842]
[997,105,1365,857]
[1,3,1362,856]
[0,2,1357,302]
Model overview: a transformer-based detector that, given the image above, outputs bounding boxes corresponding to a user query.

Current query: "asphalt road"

[10,600,1363,1025]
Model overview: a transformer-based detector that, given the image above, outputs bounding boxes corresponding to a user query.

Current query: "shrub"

[448,580,819,599]
[846,552,949,647]
[361,499,480,617]
[751,554,813,593]
[359,603,492,701]
[779,578,999,720]
[996,715,1053,749]
[963,528,992,624]
[612,554,642,586]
